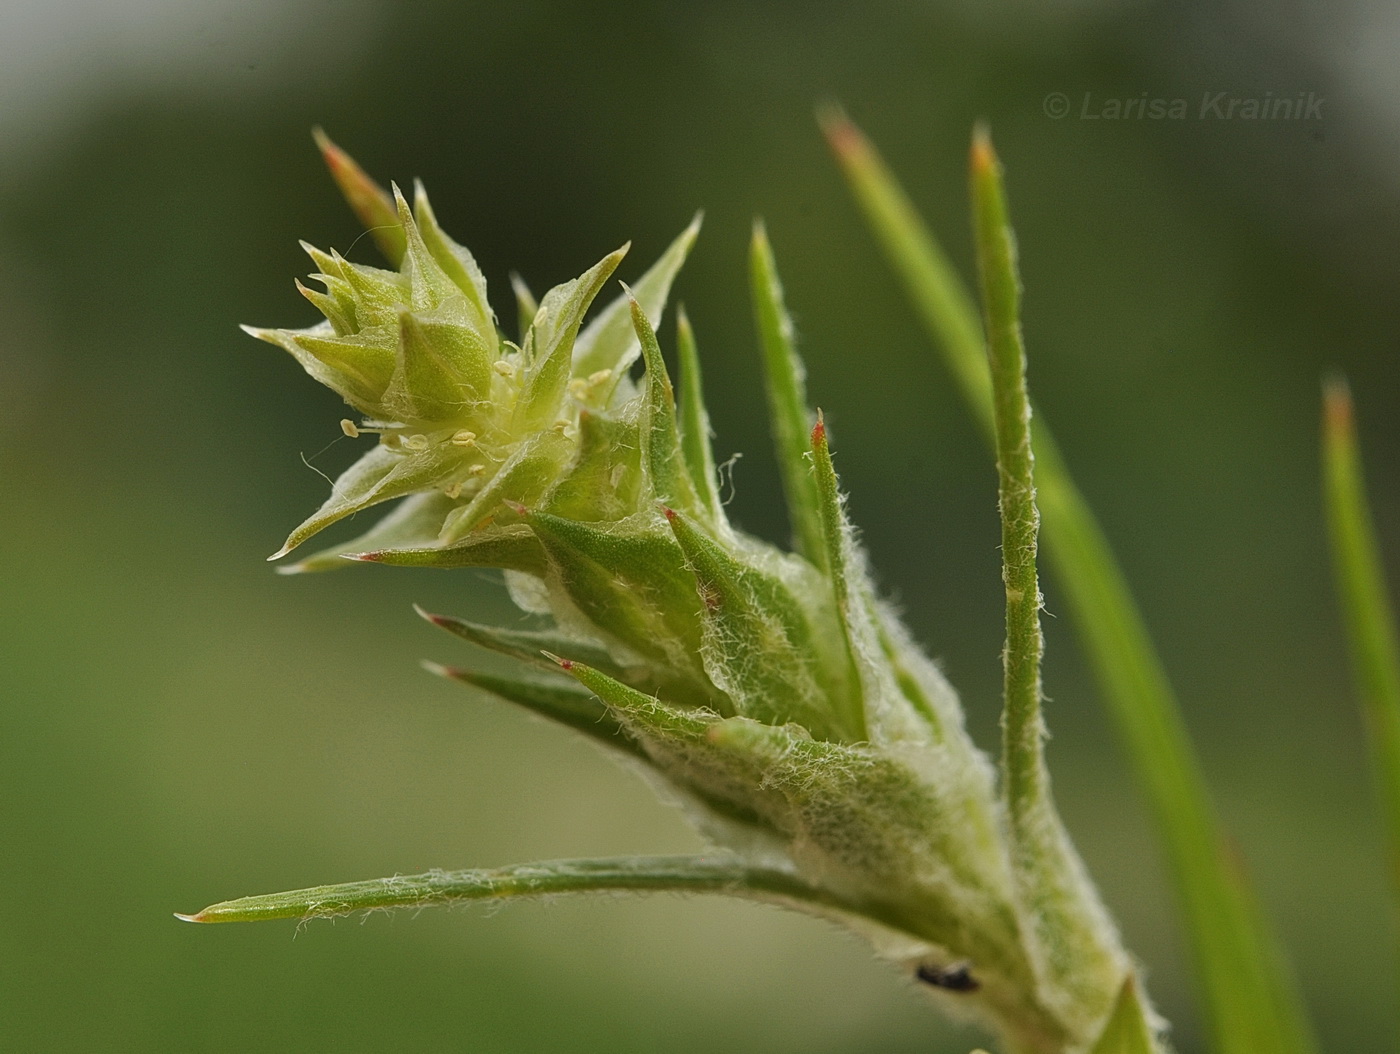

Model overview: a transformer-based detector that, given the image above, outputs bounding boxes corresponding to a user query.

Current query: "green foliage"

[825,110,1315,1054]
[1323,378,1400,993]
[188,122,1384,1054]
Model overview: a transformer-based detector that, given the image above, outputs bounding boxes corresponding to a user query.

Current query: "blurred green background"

[3,1,1399,1050]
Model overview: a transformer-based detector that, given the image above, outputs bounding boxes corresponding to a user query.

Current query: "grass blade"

[1323,378,1400,963]
[179,856,850,924]
[825,109,1317,1054]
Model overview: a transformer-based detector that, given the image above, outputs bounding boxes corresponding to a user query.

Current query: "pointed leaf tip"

[174,911,204,923]
[969,123,997,174]
[541,650,573,671]
[1323,374,1353,433]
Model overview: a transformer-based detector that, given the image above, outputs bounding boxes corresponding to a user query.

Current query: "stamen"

[339,419,360,438]
[451,430,477,447]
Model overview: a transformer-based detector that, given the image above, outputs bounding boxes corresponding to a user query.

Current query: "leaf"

[312,128,407,267]
[1323,378,1400,934]
[1088,976,1162,1054]
[412,180,495,340]
[971,127,1126,1026]
[271,442,462,560]
[425,662,644,759]
[416,607,626,676]
[675,306,725,522]
[242,323,393,417]
[510,272,539,342]
[826,108,1317,1054]
[527,510,708,680]
[749,221,825,568]
[516,247,628,433]
[574,213,702,391]
[278,491,457,574]
[807,415,870,743]
[178,855,878,929]
[349,524,548,576]
[629,291,700,513]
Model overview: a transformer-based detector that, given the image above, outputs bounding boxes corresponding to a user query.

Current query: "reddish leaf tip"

[1323,374,1354,436]
[174,911,205,924]
[541,650,573,670]
[970,122,997,175]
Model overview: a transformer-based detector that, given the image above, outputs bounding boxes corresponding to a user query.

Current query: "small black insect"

[915,962,980,993]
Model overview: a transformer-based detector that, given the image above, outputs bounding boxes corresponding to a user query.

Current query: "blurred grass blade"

[180,856,860,925]
[750,220,826,569]
[1089,976,1159,1054]
[824,109,1317,1054]
[312,128,406,266]
[1323,378,1400,935]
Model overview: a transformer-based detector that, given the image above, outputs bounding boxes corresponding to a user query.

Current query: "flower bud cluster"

[248,147,1129,1053]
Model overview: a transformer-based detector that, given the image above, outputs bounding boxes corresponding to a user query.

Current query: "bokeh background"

[4,1,1400,1050]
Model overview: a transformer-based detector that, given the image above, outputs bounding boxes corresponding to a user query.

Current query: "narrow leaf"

[827,109,1317,1054]
[511,272,539,342]
[630,291,700,513]
[279,491,457,574]
[972,128,1126,1024]
[272,442,461,560]
[312,128,406,266]
[808,414,869,742]
[749,221,825,568]
[417,606,625,676]
[348,524,547,576]
[1323,378,1400,948]
[574,213,702,387]
[675,306,725,522]
[425,662,643,758]
[179,856,855,926]
[412,180,495,338]
[516,247,628,432]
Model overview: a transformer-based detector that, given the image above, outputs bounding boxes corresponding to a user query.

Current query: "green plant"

[180,119,1400,1054]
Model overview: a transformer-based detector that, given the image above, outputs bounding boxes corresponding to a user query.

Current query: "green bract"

[199,132,1166,1054]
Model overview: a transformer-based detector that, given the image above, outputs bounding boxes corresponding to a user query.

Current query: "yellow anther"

[568,378,588,399]
[493,360,517,379]
[468,464,486,477]
[339,418,360,438]
[451,430,477,447]
[587,369,612,386]
[443,482,463,499]
[402,434,429,451]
